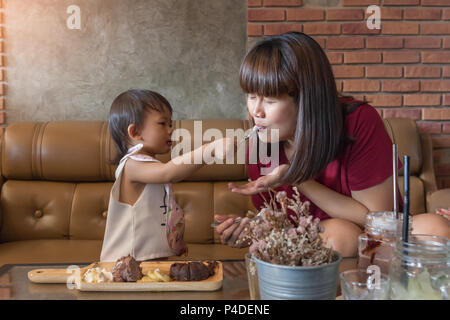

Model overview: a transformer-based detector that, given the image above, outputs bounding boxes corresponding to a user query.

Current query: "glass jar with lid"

[389,234,450,300]
[357,211,411,274]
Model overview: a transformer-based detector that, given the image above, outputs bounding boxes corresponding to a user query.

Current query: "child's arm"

[125,138,234,184]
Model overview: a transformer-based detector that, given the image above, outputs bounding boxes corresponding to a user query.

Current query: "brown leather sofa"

[0,118,448,267]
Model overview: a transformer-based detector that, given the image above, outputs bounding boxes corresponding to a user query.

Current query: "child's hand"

[207,137,237,163]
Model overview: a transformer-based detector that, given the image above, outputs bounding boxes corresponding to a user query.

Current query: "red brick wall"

[248,0,450,189]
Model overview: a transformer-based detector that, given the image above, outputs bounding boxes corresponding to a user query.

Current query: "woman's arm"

[229,165,395,227]
[296,176,394,227]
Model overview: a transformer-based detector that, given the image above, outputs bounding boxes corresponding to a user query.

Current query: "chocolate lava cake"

[169,261,218,281]
[111,255,143,282]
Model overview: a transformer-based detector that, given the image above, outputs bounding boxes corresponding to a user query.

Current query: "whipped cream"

[83,267,113,283]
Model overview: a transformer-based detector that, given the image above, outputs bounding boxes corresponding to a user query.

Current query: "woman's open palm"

[228,164,289,195]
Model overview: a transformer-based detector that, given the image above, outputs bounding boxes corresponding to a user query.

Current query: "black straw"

[402,155,410,243]
[401,155,410,289]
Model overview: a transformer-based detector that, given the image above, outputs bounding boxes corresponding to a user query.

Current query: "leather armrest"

[426,189,450,214]
[419,133,438,203]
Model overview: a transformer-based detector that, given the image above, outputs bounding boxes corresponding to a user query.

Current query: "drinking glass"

[340,269,390,300]
[245,253,260,300]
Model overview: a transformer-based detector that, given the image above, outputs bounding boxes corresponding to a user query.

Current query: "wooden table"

[0,258,357,300]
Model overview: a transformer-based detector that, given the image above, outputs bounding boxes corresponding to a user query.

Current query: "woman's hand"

[228,164,289,195]
[214,214,251,248]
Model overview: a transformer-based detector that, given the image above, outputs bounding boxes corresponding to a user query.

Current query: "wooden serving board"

[28,261,223,292]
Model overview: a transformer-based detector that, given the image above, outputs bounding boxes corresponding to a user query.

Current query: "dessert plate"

[28,261,223,292]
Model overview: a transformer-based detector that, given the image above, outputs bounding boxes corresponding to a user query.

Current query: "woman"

[215,32,449,257]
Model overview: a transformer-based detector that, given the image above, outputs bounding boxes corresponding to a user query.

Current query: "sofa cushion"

[0,240,248,267]
[0,180,112,242]
[0,180,75,242]
[70,183,111,240]
[173,182,214,244]
[2,122,116,181]
[0,179,253,243]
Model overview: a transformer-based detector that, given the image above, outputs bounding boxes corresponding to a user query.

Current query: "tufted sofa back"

[0,118,437,244]
[0,120,254,244]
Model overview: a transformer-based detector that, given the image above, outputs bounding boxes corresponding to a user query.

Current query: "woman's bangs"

[239,46,289,97]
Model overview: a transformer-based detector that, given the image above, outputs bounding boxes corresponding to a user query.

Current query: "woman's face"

[247,93,297,143]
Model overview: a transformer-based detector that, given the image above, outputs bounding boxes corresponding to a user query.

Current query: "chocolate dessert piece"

[189,262,210,280]
[111,255,143,282]
[205,260,218,276]
[170,263,190,281]
[169,261,218,281]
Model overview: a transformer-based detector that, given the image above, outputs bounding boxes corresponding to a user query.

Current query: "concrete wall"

[5,0,247,122]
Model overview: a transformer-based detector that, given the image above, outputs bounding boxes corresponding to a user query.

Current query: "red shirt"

[247,101,403,223]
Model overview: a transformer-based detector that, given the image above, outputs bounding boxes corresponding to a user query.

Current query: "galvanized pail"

[254,252,342,300]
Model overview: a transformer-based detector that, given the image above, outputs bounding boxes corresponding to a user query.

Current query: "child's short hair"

[109,89,172,164]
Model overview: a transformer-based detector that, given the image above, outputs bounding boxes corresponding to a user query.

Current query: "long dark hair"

[109,89,172,164]
[239,32,366,185]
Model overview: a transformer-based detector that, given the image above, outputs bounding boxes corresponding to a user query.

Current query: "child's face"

[247,93,297,143]
[138,109,173,155]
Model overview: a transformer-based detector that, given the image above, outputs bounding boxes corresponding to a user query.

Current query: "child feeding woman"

[100,89,235,262]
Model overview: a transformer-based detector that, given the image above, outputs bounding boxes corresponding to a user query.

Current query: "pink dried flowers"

[238,187,334,267]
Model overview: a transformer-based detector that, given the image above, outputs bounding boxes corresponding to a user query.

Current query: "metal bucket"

[254,252,342,300]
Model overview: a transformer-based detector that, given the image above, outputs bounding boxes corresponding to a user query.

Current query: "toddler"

[100,89,231,262]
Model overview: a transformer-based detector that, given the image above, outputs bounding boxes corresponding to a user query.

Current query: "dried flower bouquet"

[238,187,334,267]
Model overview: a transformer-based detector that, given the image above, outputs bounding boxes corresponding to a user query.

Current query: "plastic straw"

[393,144,398,219]
[401,155,410,289]
[402,155,410,243]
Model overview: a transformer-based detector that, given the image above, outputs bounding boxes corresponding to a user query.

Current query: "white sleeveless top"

[100,144,187,262]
